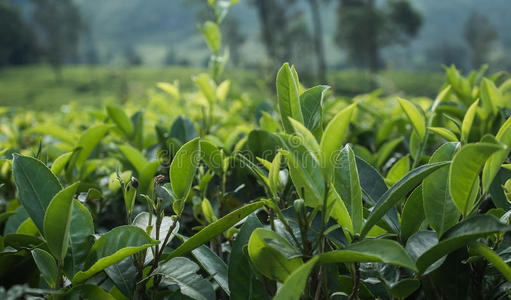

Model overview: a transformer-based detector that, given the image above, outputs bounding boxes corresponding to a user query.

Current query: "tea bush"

[2,2,511,300]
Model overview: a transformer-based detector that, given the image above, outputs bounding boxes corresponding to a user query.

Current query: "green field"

[0,65,445,109]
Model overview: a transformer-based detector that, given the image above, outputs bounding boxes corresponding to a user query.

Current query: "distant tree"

[0,1,39,66]
[306,0,330,83]
[124,47,142,66]
[165,47,176,66]
[31,0,83,80]
[251,0,315,79]
[335,0,422,73]
[426,42,467,70]
[463,11,498,69]
[222,16,246,67]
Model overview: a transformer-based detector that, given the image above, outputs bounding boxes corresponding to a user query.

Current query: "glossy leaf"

[482,116,511,193]
[170,138,200,201]
[401,186,425,242]
[449,142,502,215]
[277,63,303,133]
[247,228,303,282]
[460,99,479,143]
[361,162,449,237]
[228,214,265,300]
[320,103,356,179]
[318,239,417,272]
[72,225,158,284]
[64,200,95,278]
[150,257,215,300]
[416,215,511,273]
[274,256,319,300]
[428,127,458,142]
[106,104,134,137]
[397,97,426,139]
[75,124,112,169]
[32,249,58,288]
[333,145,363,234]
[165,201,265,260]
[12,154,62,233]
[44,182,79,260]
[385,155,410,186]
[191,243,229,295]
[300,85,329,140]
[423,142,460,236]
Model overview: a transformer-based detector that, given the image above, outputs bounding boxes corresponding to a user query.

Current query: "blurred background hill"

[1,0,510,108]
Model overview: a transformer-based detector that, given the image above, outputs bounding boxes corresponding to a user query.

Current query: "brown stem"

[349,263,360,300]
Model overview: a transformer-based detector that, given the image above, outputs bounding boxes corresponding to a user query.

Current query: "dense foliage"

[3,2,511,300]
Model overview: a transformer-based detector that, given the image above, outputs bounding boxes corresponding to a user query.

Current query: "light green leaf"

[165,201,265,260]
[75,124,112,170]
[397,97,426,139]
[461,99,479,143]
[289,118,320,157]
[72,225,158,284]
[277,63,303,133]
[274,256,319,300]
[428,127,459,142]
[300,85,329,140]
[482,116,511,193]
[12,154,62,233]
[480,78,501,116]
[361,162,450,238]
[194,73,217,104]
[423,142,460,236]
[32,248,58,288]
[269,152,282,196]
[170,138,200,201]
[118,144,147,174]
[28,124,78,145]
[320,104,356,179]
[333,145,363,234]
[63,284,115,300]
[318,239,417,272]
[449,142,503,215]
[106,105,134,138]
[248,228,303,282]
[470,242,511,283]
[44,182,79,260]
[200,21,221,53]
[385,155,410,186]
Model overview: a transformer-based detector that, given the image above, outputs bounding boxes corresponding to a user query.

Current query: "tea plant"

[2,3,511,300]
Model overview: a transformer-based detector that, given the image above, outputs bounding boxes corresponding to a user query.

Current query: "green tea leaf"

[274,256,319,300]
[385,155,410,186]
[416,215,511,273]
[228,214,265,300]
[118,144,147,174]
[106,105,134,138]
[318,239,417,272]
[73,225,158,284]
[32,248,58,288]
[12,154,62,233]
[200,21,221,53]
[44,182,79,261]
[150,257,214,300]
[300,85,329,140]
[75,124,112,170]
[190,244,229,295]
[460,99,479,143]
[482,116,511,193]
[428,127,458,142]
[320,104,356,179]
[248,228,303,282]
[423,142,460,236]
[170,138,200,201]
[397,97,426,139]
[277,63,303,133]
[333,145,363,234]
[165,201,265,260]
[470,242,511,283]
[449,142,502,215]
[401,186,425,242]
[361,162,449,237]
